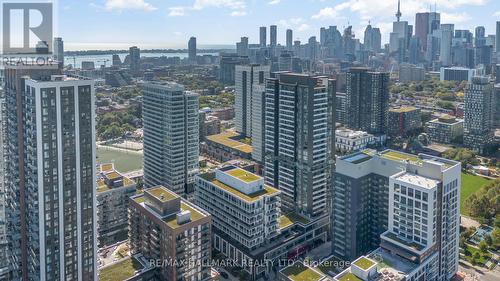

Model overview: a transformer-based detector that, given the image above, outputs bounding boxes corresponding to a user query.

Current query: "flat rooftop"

[199,172,279,202]
[96,164,135,193]
[342,152,373,164]
[206,131,252,154]
[368,247,418,277]
[281,262,325,281]
[393,172,439,189]
[99,256,144,281]
[163,202,207,229]
[226,168,260,183]
[146,186,178,202]
[279,213,311,229]
[389,106,418,113]
[380,150,421,163]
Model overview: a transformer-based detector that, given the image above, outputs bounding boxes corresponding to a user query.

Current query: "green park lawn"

[96,147,143,173]
[460,173,491,216]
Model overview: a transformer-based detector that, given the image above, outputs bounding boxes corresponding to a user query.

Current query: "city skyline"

[57,0,500,50]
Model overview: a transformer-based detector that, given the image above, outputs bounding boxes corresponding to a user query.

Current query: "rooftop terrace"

[99,256,144,281]
[96,164,135,193]
[226,168,260,183]
[279,213,311,229]
[164,202,207,229]
[281,262,325,281]
[389,106,418,113]
[146,186,178,202]
[206,131,252,154]
[199,172,279,202]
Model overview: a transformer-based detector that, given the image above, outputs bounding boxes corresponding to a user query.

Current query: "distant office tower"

[286,29,293,51]
[440,67,476,82]
[260,26,267,47]
[4,68,96,280]
[440,24,454,66]
[142,82,199,196]
[475,45,493,68]
[53,37,64,65]
[308,36,318,61]
[415,12,429,50]
[408,36,421,64]
[111,54,121,66]
[218,53,250,85]
[464,77,494,153]
[129,46,140,72]
[475,26,486,47]
[278,51,293,71]
[188,36,197,63]
[264,73,335,217]
[387,107,421,136]
[363,23,381,53]
[236,36,249,56]
[496,22,500,54]
[129,186,212,281]
[234,64,270,137]
[334,150,461,280]
[322,25,343,58]
[270,25,277,46]
[345,68,389,134]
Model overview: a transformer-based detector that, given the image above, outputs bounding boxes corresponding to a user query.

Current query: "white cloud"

[168,7,186,16]
[494,11,500,17]
[168,0,246,17]
[312,2,350,19]
[104,0,156,11]
[230,10,247,16]
[192,0,246,10]
[298,23,310,32]
[268,0,281,5]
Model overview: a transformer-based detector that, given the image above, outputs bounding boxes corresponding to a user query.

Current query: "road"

[459,263,500,281]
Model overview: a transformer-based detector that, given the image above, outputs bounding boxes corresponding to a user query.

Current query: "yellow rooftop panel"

[206,132,252,154]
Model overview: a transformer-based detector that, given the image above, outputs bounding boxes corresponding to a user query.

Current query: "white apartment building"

[196,165,329,280]
[334,153,461,281]
[335,128,384,154]
[196,165,280,250]
[235,64,270,137]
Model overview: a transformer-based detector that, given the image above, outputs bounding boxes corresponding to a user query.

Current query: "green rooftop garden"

[353,257,375,270]
[381,151,420,163]
[164,202,206,229]
[281,263,323,281]
[338,272,362,281]
[147,186,178,202]
[226,168,260,182]
[99,257,143,281]
[199,173,279,202]
[279,213,311,229]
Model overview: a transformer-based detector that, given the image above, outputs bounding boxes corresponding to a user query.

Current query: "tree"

[479,240,488,253]
[471,252,480,265]
[484,234,493,247]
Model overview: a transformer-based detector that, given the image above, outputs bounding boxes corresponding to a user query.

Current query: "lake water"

[66,52,218,68]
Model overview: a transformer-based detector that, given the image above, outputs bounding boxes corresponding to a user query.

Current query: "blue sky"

[56,0,500,50]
